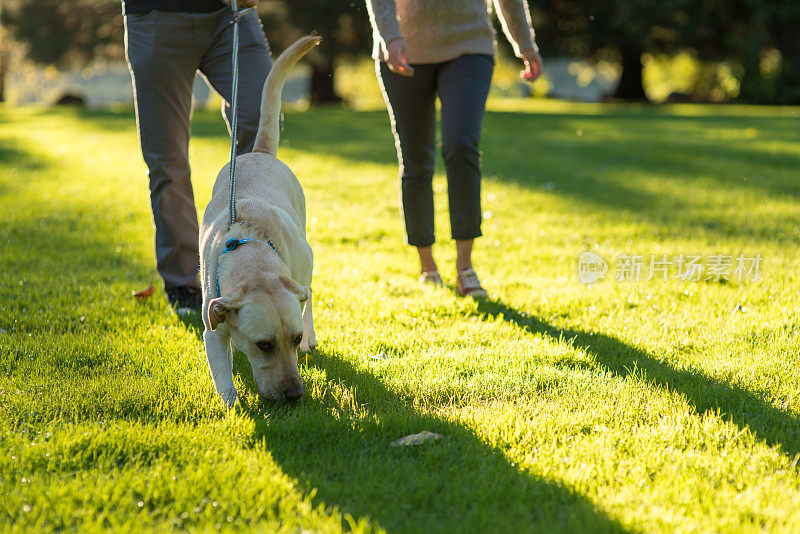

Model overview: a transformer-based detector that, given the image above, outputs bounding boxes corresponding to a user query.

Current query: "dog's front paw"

[299,335,317,353]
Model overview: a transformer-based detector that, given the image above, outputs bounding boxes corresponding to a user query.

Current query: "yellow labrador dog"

[200,36,320,407]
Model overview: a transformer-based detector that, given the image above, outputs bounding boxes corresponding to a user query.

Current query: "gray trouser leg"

[124,9,271,289]
[378,61,437,247]
[125,11,202,290]
[438,54,494,241]
[199,9,271,155]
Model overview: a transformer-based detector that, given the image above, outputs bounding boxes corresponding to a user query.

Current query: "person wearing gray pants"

[123,0,271,314]
[367,0,543,298]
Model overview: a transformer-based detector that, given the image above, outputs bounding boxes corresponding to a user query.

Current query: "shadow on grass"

[70,105,800,202]
[270,107,797,244]
[58,107,137,132]
[268,106,800,200]
[478,110,800,243]
[474,298,800,460]
[0,140,56,198]
[246,106,795,244]
[68,106,800,244]
[0,143,49,171]
[178,311,205,337]
[229,348,633,533]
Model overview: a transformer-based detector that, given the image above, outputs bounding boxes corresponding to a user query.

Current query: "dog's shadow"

[229,348,630,532]
[178,311,205,337]
[186,289,799,530]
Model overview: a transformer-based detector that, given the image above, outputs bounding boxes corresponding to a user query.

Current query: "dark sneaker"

[166,286,202,316]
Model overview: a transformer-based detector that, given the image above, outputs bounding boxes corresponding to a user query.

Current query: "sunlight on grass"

[1,101,800,532]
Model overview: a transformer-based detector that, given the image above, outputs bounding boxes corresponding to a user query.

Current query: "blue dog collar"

[215,238,278,297]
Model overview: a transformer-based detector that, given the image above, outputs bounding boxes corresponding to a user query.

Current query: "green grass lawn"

[1,99,799,533]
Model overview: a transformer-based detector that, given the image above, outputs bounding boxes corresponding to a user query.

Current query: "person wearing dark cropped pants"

[123,0,270,314]
[378,54,494,248]
[367,0,543,298]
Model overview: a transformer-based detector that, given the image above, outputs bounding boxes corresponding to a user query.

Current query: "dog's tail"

[252,35,321,155]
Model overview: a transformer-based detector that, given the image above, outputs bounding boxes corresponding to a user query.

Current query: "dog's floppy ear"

[207,292,244,331]
[280,275,309,303]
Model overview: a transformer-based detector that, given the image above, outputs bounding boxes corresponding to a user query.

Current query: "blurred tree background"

[531,0,799,103]
[257,0,371,103]
[0,0,797,104]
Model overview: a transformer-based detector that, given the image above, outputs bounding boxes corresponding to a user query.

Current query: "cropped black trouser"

[378,54,494,247]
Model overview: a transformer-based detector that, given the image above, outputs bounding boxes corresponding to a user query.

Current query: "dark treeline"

[1,0,797,104]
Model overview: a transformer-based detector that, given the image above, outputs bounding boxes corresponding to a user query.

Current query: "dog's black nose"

[282,383,304,402]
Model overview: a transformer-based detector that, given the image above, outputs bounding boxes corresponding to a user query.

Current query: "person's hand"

[386,38,414,77]
[223,0,257,7]
[520,48,543,82]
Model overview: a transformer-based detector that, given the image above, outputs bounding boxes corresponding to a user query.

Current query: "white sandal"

[456,268,488,298]
[419,270,443,287]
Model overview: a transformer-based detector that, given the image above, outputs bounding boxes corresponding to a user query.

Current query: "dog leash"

[217,7,283,297]
[227,1,245,230]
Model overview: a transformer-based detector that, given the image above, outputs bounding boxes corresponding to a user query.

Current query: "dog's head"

[208,275,308,402]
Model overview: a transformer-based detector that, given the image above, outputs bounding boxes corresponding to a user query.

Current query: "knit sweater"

[365,0,537,64]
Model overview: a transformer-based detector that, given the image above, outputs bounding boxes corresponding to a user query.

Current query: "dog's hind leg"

[299,288,317,353]
[203,329,238,407]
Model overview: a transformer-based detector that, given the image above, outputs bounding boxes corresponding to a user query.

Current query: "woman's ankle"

[417,246,438,273]
[455,239,474,272]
